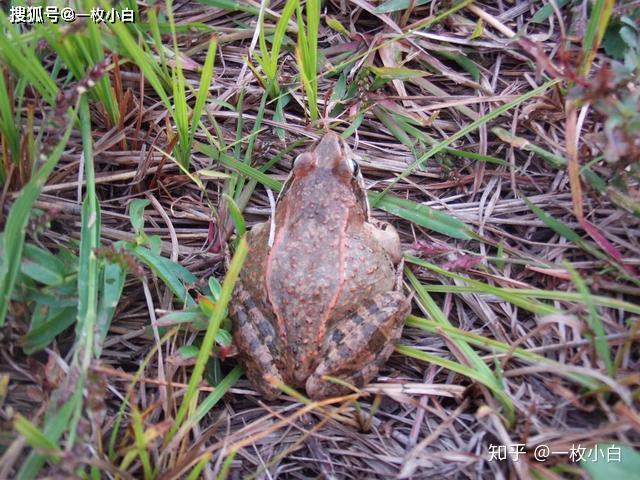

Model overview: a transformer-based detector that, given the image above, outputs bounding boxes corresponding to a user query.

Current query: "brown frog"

[231,132,410,399]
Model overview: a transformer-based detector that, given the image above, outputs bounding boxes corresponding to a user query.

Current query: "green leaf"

[434,50,481,82]
[369,66,428,89]
[14,414,60,461]
[373,105,416,149]
[296,0,319,120]
[325,16,349,36]
[198,295,215,317]
[530,0,570,23]
[94,260,126,357]
[216,329,233,347]
[195,0,259,14]
[181,365,243,432]
[374,0,430,13]
[18,397,76,479]
[21,307,77,354]
[196,170,230,179]
[274,93,291,140]
[20,244,66,287]
[0,66,20,167]
[178,345,200,359]
[129,199,150,235]
[372,193,471,240]
[197,144,282,191]
[223,193,246,240]
[602,20,629,60]
[208,277,222,299]
[131,246,197,307]
[580,0,615,75]
[157,309,204,326]
[582,444,640,479]
[147,235,162,256]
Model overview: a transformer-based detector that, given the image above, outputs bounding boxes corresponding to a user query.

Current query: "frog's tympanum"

[231,132,411,399]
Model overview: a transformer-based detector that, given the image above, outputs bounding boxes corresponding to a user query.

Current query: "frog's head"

[291,132,357,181]
[278,132,369,217]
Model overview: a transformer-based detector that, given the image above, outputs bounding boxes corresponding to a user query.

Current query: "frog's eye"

[292,152,314,175]
[348,158,359,174]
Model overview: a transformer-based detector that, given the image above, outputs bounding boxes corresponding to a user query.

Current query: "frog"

[231,132,411,400]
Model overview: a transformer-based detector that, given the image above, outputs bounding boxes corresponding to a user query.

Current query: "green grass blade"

[255,0,297,96]
[565,262,614,377]
[166,237,248,443]
[14,414,60,459]
[372,193,471,240]
[521,197,632,283]
[0,69,20,167]
[176,365,243,436]
[223,193,246,240]
[186,453,213,480]
[166,0,191,168]
[18,398,76,479]
[397,343,513,396]
[198,145,282,192]
[66,96,101,448]
[580,0,615,75]
[189,36,217,145]
[297,0,319,120]
[270,0,298,76]
[131,406,153,479]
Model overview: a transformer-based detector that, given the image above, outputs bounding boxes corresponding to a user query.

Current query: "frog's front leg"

[232,284,286,400]
[306,291,410,399]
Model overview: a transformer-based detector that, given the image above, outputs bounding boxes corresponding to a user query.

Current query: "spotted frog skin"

[231,132,410,399]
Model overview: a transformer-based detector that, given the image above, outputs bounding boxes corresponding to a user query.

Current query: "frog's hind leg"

[232,287,285,400]
[306,291,410,399]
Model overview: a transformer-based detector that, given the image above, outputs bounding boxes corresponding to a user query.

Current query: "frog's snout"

[316,132,344,166]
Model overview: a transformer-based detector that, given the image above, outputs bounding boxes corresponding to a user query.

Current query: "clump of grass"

[252,0,297,98]
[296,0,320,122]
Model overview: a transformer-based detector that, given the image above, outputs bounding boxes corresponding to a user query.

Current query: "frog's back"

[266,175,395,383]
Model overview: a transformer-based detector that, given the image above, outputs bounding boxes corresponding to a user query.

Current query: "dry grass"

[1,0,639,478]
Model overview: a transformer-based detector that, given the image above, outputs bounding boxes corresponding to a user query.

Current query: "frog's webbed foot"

[306,291,410,399]
[232,286,285,400]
